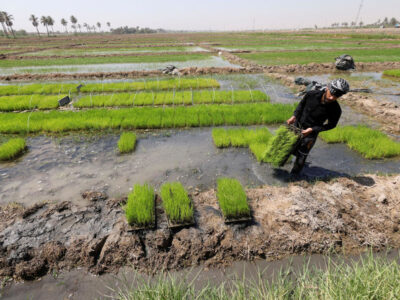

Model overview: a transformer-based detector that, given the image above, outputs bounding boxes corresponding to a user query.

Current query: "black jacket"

[294,90,341,134]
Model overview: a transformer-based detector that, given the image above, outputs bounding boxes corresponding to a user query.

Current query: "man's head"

[325,78,350,102]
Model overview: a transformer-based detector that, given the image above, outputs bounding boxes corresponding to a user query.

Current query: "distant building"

[395,23,400,28]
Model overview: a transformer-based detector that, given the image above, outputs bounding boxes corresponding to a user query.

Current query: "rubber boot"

[290,155,307,175]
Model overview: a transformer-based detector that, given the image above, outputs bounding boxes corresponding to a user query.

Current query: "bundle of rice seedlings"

[160,182,194,224]
[118,132,137,153]
[263,125,300,167]
[217,178,250,220]
[125,183,155,227]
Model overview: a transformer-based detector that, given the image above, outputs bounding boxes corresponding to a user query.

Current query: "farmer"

[286,78,350,174]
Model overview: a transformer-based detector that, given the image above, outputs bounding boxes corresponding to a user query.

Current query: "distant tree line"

[111,26,166,34]
[331,17,400,28]
[0,11,113,38]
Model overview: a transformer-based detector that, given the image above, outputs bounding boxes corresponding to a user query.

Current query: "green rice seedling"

[249,142,269,161]
[212,128,231,148]
[75,90,267,108]
[0,78,220,96]
[216,178,250,220]
[263,125,300,167]
[0,95,60,111]
[320,125,400,159]
[383,69,400,78]
[0,103,294,134]
[125,183,155,227]
[211,127,272,150]
[160,182,194,225]
[118,132,137,154]
[0,53,211,68]
[0,138,27,161]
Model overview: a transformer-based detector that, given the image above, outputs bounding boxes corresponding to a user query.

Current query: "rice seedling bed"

[263,125,301,167]
[238,48,400,66]
[0,78,220,96]
[320,126,400,159]
[382,69,400,78]
[0,138,27,161]
[216,178,251,223]
[0,95,61,111]
[0,53,211,68]
[160,182,194,227]
[0,103,294,134]
[118,132,137,154]
[125,183,156,230]
[212,127,272,148]
[75,90,268,108]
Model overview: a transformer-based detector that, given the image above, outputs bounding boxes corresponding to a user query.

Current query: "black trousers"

[291,128,318,174]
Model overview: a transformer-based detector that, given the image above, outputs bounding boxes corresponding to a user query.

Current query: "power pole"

[354,0,364,27]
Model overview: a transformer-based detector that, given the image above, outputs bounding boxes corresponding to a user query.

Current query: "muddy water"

[1,125,400,206]
[2,249,399,300]
[0,56,241,76]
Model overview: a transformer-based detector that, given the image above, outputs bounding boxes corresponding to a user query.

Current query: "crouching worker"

[286,78,350,174]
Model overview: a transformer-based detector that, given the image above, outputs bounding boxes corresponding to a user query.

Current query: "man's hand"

[301,128,313,137]
[286,116,296,125]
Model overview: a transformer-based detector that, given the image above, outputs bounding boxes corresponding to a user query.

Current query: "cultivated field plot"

[1,31,400,294]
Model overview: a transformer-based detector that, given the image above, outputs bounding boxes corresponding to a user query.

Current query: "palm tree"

[70,15,77,33]
[4,12,15,38]
[29,14,40,37]
[106,22,111,32]
[61,18,68,33]
[77,24,82,33]
[92,25,96,32]
[47,16,55,34]
[96,22,101,32]
[0,12,10,37]
[41,16,49,36]
[83,22,90,32]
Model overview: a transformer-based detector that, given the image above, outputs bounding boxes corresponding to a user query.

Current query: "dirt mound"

[1,175,400,281]
[0,67,258,82]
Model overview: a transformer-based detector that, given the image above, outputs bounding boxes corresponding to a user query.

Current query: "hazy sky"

[3,0,400,32]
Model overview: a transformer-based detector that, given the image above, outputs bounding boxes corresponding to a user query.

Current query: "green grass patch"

[320,126,400,159]
[125,183,155,227]
[383,69,400,78]
[160,182,194,225]
[0,95,60,111]
[0,78,220,96]
[264,126,300,167]
[118,132,137,154]
[110,251,400,300]
[0,53,211,68]
[75,90,268,108]
[217,178,250,220]
[238,48,400,66]
[0,138,26,161]
[0,103,294,134]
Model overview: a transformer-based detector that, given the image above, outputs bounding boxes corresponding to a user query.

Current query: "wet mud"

[1,174,400,284]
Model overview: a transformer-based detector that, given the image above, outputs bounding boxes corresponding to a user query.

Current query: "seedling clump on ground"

[118,132,137,153]
[125,183,155,227]
[160,182,194,225]
[263,125,300,166]
[217,178,250,220]
[0,138,27,161]
[320,125,400,159]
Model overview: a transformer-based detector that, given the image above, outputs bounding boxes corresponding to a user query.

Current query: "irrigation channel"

[1,73,400,297]
[2,250,400,299]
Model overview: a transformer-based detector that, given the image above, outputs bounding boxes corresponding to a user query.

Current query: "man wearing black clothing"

[286,78,350,174]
